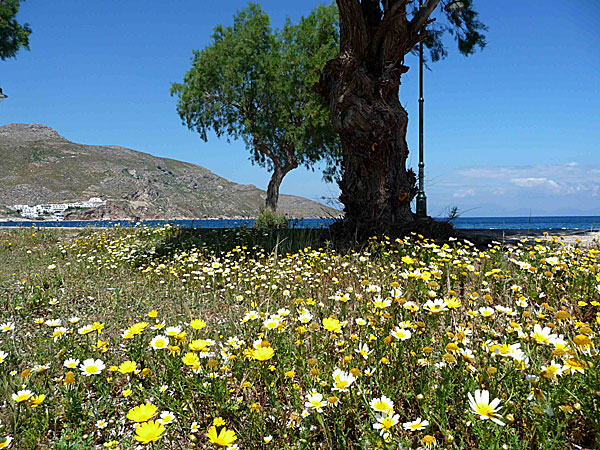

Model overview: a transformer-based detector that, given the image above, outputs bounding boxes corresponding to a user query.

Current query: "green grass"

[0,225,599,449]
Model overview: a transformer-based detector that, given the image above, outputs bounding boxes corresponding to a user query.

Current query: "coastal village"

[8,197,106,220]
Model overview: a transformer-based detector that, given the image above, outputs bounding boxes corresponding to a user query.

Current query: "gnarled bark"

[316,0,438,236]
[318,55,416,234]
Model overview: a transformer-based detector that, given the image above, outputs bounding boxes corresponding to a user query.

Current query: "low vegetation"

[252,209,290,230]
[0,225,599,449]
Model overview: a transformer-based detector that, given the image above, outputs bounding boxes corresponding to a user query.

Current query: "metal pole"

[415,2,427,218]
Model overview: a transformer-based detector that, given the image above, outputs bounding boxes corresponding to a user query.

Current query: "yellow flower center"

[474,402,495,418]
[373,401,389,411]
[381,417,395,429]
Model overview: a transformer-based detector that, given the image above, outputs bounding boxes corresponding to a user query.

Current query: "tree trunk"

[317,55,417,235]
[265,161,298,212]
[314,0,442,237]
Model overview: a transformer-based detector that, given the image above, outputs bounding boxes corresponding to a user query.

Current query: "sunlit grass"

[0,225,599,449]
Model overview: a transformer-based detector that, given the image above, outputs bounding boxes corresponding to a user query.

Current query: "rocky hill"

[0,123,339,220]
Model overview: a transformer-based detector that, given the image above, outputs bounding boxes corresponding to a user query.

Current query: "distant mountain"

[0,123,339,220]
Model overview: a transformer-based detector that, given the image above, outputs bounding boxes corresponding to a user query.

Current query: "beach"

[461,228,600,247]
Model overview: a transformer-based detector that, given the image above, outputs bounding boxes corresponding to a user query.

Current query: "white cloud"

[510,177,559,191]
[510,177,547,187]
[458,163,600,194]
[453,189,475,198]
[427,162,600,215]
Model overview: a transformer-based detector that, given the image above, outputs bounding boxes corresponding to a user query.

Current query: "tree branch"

[372,0,409,61]
[409,0,441,34]
[253,135,281,168]
[361,0,383,30]
[337,0,368,54]
[203,92,242,111]
[382,0,409,15]
[283,145,299,172]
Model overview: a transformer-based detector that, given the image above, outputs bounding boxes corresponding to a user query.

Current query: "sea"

[0,216,598,230]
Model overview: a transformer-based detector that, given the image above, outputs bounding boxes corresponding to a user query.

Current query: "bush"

[253,208,289,230]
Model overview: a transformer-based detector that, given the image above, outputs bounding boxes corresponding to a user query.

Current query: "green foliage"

[145,226,329,258]
[53,428,94,450]
[410,0,487,63]
[253,207,289,230]
[64,389,85,425]
[0,0,31,61]
[171,2,341,179]
[443,0,488,57]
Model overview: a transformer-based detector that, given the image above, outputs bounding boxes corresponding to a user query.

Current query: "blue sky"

[2,0,599,217]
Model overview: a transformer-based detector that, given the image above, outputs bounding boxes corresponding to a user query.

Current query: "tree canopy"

[171,2,341,211]
[0,0,31,61]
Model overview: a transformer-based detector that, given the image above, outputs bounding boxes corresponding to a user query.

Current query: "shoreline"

[459,228,599,247]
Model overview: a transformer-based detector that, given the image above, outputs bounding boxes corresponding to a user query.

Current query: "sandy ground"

[459,229,600,247]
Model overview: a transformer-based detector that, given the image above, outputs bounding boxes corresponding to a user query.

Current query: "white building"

[9,197,106,220]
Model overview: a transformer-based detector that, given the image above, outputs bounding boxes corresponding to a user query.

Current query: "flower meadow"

[0,226,599,449]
